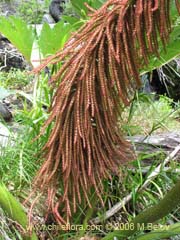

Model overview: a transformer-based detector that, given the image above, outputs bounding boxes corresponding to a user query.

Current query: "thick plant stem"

[0,183,38,240]
[102,178,180,239]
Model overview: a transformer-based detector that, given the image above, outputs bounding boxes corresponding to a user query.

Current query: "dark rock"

[155,60,180,101]
[49,0,66,22]
[141,59,180,101]
[0,103,12,122]
[0,39,27,71]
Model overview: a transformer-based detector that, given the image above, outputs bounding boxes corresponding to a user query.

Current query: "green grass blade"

[136,223,180,240]
[0,183,38,240]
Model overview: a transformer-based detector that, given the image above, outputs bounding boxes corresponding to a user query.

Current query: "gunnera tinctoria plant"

[29,0,180,225]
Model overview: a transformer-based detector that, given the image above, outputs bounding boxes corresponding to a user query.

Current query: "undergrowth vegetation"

[122,93,180,135]
[0,69,31,89]
[17,0,51,24]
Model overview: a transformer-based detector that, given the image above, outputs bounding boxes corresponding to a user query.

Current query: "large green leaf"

[0,16,34,62]
[38,21,72,57]
[142,19,180,73]
[0,183,37,240]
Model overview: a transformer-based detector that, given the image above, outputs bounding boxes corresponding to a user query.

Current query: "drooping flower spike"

[30,0,180,224]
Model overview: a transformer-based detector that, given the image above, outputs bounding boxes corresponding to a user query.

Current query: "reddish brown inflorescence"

[30,0,180,224]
